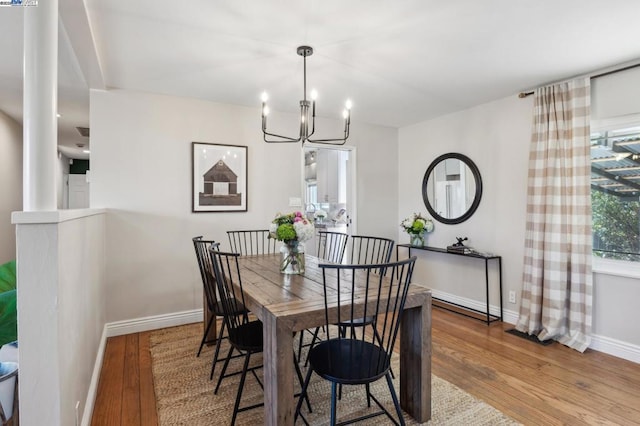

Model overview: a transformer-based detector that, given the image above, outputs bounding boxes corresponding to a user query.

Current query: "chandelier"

[261,46,352,145]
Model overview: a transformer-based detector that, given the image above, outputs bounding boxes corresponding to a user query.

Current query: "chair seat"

[212,299,247,317]
[308,338,390,385]
[228,320,263,352]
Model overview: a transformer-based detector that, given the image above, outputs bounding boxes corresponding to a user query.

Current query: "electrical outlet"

[509,291,516,304]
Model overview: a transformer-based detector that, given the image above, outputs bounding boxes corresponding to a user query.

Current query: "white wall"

[0,110,22,264]
[399,92,640,360]
[90,89,398,323]
[592,66,640,120]
[399,95,532,317]
[13,209,107,426]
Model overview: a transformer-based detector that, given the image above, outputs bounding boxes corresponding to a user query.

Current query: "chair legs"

[214,346,234,394]
[293,351,313,414]
[218,346,311,425]
[385,372,405,426]
[330,382,338,425]
[294,367,314,424]
[229,352,252,426]
[197,313,217,357]
[297,328,321,367]
[209,319,227,379]
[295,371,405,425]
[197,314,240,383]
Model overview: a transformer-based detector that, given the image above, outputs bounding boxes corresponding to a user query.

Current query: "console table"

[397,244,503,325]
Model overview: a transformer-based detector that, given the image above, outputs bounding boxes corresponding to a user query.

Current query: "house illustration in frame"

[200,159,241,206]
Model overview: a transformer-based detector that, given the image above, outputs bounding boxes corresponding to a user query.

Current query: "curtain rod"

[518,62,640,98]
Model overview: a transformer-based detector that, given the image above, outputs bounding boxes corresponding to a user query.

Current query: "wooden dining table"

[235,253,432,425]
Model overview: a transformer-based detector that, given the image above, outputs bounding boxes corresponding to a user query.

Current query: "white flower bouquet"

[401,212,434,247]
[269,211,315,273]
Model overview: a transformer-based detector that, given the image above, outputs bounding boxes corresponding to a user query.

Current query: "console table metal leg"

[484,258,490,325]
[498,257,503,321]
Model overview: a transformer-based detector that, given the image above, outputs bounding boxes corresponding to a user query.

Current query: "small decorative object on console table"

[447,237,471,254]
[269,211,315,274]
[401,212,434,247]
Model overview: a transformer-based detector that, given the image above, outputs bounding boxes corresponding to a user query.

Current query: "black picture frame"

[191,142,248,212]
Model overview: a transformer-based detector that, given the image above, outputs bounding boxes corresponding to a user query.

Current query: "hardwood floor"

[90,307,640,425]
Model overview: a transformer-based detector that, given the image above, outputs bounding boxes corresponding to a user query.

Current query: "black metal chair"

[297,231,349,362]
[347,235,395,268]
[227,229,277,255]
[300,235,395,366]
[295,256,417,426]
[192,237,247,380]
[340,235,396,348]
[209,247,311,426]
[316,231,348,263]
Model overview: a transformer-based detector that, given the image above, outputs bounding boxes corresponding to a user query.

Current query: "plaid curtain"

[516,78,593,352]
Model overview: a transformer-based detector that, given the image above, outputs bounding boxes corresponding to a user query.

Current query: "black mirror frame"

[421,152,483,225]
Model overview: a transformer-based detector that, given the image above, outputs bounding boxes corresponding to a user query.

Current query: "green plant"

[0,260,17,346]
[591,191,640,261]
[0,260,16,293]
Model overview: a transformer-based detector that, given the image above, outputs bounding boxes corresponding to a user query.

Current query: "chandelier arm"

[305,136,347,146]
[262,116,302,142]
[306,113,349,145]
[263,130,302,143]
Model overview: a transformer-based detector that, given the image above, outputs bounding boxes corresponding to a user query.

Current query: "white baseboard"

[105,309,203,337]
[81,325,107,426]
[590,333,640,364]
[430,289,519,324]
[431,289,640,364]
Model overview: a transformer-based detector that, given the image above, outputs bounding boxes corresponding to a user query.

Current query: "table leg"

[399,296,432,423]
[263,312,294,425]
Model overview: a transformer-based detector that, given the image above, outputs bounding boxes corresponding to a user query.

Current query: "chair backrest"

[319,256,417,359]
[209,246,249,334]
[192,236,219,311]
[317,231,348,263]
[348,235,395,266]
[227,229,277,255]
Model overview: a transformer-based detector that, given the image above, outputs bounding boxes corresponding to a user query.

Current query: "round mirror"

[422,153,483,224]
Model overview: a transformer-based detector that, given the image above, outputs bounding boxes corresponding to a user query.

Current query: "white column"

[23,0,58,211]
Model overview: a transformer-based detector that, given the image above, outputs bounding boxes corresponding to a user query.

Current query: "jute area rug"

[150,323,519,425]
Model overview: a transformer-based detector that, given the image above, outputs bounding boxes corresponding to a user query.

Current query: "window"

[591,125,640,261]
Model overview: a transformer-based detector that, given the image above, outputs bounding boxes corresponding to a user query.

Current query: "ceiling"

[2,0,640,159]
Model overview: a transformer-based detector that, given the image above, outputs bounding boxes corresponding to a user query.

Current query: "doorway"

[68,173,90,209]
[303,145,356,256]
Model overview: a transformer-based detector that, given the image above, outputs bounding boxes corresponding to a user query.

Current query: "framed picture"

[192,142,248,212]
